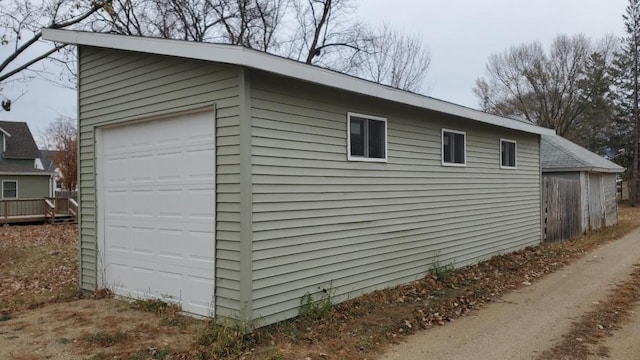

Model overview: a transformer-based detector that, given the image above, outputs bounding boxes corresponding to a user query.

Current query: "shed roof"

[42,29,556,137]
[0,121,40,159]
[541,134,624,173]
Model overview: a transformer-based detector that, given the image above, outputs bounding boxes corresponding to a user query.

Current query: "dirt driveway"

[379,227,640,360]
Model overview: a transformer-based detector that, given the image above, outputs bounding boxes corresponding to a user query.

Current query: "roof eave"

[42,29,555,137]
[543,167,625,174]
[0,171,55,176]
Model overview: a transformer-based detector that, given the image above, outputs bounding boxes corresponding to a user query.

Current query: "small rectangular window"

[501,139,517,168]
[347,113,387,162]
[442,129,466,166]
[2,181,17,199]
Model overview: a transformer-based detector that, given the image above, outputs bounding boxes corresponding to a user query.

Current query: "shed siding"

[78,47,243,317]
[543,172,586,233]
[248,72,542,324]
[603,173,618,227]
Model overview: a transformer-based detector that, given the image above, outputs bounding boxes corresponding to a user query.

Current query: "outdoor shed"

[44,29,554,326]
[541,134,624,241]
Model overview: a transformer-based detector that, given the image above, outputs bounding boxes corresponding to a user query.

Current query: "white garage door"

[98,111,216,316]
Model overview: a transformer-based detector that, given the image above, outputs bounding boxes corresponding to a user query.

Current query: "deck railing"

[0,198,77,224]
[0,199,47,223]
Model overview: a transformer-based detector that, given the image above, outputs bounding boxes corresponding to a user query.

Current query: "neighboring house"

[0,121,54,199]
[541,134,624,236]
[44,29,555,326]
[39,149,64,192]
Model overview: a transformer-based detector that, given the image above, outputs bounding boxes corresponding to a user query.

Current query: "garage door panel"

[100,111,216,317]
[187,189,216,218]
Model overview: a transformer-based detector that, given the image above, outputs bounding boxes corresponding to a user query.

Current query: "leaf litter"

[1,206,640,359]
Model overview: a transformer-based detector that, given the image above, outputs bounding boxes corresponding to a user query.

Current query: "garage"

[97,111,216,316]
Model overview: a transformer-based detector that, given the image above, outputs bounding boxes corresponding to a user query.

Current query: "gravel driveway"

[379,227,640,360]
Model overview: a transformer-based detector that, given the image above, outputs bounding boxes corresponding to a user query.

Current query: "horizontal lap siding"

[0,175,50,199]
[248,72,541,324]
[78,47,242,317]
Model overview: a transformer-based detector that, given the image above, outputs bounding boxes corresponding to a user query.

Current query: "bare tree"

[214,0,289,51]
[0,0,108,97]
[45,116,78,191]
[284,0,369,73]
[474,34,610,137]
[357,25,431,93]
[1,0,433,111]
[94,0,225,41]
[97,0,176,37]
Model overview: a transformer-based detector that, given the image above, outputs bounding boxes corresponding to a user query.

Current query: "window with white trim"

[501,139,517,168]
[347,113,387,162]
[2,180,17,199]
[442,129,466,165]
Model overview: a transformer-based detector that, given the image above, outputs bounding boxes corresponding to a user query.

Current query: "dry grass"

[2,206,640,359]
[0,223,79,312]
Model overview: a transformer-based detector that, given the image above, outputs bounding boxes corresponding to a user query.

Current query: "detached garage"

[44,29,554,326]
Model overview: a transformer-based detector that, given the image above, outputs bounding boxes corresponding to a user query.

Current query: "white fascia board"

[43,29,556,136]
[543,167,625,174]
[0,127,11,137]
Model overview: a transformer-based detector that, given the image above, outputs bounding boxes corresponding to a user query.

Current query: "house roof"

[42,29,556,137]
[39,149,61,172]
[0,163,54,176]
[0,121,40,159]
[541,134,624,173]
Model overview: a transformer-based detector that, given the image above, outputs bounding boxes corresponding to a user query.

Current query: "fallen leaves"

[538,264,640,359]
[252,205,640,360]
[2,207,640,360]
[0,223,79,313]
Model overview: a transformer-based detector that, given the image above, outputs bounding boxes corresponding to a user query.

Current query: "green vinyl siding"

[0,175,50,199]
[78,45,544,326]
[0,159,36,167]
[77,47,243,318]
[248,70,542,325]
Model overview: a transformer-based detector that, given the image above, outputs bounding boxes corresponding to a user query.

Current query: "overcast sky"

[0,0,631,144]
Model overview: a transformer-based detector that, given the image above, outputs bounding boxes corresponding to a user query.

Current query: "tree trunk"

[633,30,640,206]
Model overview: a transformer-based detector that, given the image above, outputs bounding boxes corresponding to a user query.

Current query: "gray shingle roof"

[541,134,624,173]
[39,149,61,172]
[0,121,40,159]
[0,163,52,175]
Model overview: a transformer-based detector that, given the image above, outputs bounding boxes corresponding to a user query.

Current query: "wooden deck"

[0,198,77,225]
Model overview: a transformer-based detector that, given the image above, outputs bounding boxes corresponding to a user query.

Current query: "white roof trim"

[543,167,625,174]
[43,29,555,136]
[0,127,11,137]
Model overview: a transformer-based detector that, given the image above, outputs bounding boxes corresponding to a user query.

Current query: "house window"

[501,139,517,168]
[2,181,17,199]
[347,113,387,162]
[442,129,466,166]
